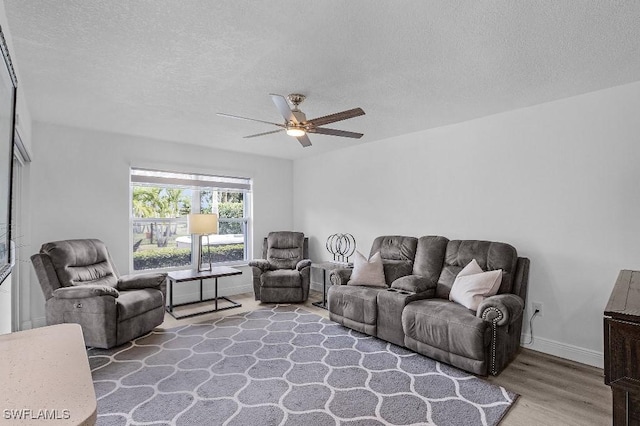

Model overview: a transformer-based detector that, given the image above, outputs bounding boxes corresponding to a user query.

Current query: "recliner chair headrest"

[40,239,118,288]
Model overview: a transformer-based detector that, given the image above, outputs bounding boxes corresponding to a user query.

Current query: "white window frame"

[129,168,252,273]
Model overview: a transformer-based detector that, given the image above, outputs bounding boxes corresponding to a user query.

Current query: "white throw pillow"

[348,251,387,287]
[457,258,484,277]
[449,259,502,311]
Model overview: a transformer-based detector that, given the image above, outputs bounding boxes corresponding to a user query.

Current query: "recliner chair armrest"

[248,259,273,272]
[118,272,167,290]
[391,275,434,293]
[296,259,312,271]
[329,268,353,286]
[53,285,119,299]
[477,294,524,326]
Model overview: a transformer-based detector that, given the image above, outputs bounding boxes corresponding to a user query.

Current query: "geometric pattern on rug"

[88,305,517,426]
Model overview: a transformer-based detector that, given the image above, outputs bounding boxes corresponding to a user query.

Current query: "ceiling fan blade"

[297,134,312,147]
[217,112,284,127]
[307,107,365,127]
[308,127,364,139]
[270,94,298,123]
[243,129,285,139]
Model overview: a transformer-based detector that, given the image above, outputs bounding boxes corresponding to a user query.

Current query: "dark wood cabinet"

[605,270,640,425]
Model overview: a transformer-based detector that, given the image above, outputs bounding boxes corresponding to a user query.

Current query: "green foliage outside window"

[218,202,243,234]
[132,187,191,218]
[133,244,244,270]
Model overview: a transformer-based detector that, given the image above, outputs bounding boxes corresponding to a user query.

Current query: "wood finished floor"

[160,291,611,426]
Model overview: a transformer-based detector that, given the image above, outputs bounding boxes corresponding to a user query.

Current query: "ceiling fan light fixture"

[218,93,365,147]
[286,127,306,137]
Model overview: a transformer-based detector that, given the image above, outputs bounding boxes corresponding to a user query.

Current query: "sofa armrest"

[296,259,312,271]
[477,294,524,326]
[329,268,352,286]
[248,259,273,272]
[53,285,119,299]
[391,275,433,293]
[118,272,167,290]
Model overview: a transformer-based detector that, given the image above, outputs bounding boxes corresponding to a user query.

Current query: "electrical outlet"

[532,302,543,317]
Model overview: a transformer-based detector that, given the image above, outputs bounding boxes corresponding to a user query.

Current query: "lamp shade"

[187,213,218,235]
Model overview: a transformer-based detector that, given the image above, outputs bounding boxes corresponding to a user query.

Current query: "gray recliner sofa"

[31,239,167,349]
[328,235,529,376]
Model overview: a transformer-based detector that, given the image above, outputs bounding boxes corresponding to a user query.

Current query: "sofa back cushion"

[413,236,449,285]
[40,239,118,288]
[369,236,418,285]
[436,240,517,299]
[266,231,306,269]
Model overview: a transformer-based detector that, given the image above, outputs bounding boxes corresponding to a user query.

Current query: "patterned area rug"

[88,306,517,425]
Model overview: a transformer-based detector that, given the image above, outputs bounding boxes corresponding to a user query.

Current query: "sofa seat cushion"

[117,289,164,321]
[261,270,301,288]
[328,285,382,326]
[402,299,490,361]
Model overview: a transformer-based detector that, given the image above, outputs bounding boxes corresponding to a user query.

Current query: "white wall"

[27,122,293,326]
[293,81,640,367]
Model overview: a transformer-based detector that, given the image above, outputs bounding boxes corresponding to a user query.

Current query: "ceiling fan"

[217,93,365,147]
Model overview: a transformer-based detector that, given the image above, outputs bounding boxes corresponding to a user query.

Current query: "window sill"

[129,261,250,275]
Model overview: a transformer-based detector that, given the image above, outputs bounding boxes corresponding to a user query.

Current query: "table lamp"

[187,213,218,272]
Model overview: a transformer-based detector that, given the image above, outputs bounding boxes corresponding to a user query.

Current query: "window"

[130,168,252,271]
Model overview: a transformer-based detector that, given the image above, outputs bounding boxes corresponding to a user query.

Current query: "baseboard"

[169,283,253,306]
[310,282,324,292]
[521,333,603,368]
[31,317,46,329]
[20,320,32,330]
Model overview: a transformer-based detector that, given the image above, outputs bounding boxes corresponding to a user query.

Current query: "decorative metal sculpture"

[326,233,356,264]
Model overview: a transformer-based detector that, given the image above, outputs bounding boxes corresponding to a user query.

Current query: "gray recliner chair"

[31,239,167,349]
[249,231,311,303]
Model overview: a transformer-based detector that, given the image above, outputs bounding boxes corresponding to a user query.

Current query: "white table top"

[0,324,97,425]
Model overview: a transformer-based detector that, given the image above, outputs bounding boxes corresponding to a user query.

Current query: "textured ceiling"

[4,1,640,159]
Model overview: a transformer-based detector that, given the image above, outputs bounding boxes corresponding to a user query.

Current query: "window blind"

[131,168,251,191]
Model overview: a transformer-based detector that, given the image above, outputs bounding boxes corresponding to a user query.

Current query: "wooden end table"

[166,267,243,319]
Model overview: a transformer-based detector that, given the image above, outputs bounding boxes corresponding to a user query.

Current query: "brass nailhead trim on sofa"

[482,307,503,376]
